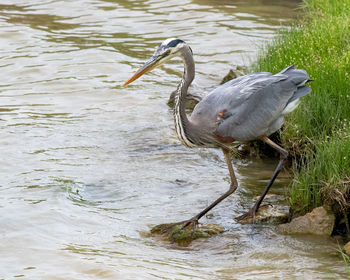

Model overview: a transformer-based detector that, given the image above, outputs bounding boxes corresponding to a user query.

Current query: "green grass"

[339,248,350,278]
[253,0,350,219]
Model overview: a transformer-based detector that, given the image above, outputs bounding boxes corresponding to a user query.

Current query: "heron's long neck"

[173,48,197,148]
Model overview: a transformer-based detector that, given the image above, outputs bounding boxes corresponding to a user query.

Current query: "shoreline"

[251,0,350,237]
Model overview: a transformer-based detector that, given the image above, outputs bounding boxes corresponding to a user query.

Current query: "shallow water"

[0,0,347,279]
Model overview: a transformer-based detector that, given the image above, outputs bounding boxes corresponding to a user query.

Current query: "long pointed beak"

[123,56,159,86]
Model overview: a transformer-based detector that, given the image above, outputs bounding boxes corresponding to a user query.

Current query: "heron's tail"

[279,65,310,85]
[280,65,312,114]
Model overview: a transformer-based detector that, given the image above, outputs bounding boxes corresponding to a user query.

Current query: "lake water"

[0,0,347,279]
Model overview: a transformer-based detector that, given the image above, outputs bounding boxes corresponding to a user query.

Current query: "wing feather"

[190,66,310,141]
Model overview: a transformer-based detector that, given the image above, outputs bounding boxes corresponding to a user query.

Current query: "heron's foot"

[150,220,225,246]
[235,205,259,223]
[159,216,199,234]
[153,216,201,244]
[179,216,200,232]
[169,216,199,237]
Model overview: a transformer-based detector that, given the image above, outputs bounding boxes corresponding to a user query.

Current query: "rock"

[254,193,285,202]
[277,206,335,236]
[220,66,246,84]
[238,204,289,225]
[236,65,248,71]
[167,90,203,110]
[344,242,350,256]
[150,223,225,246]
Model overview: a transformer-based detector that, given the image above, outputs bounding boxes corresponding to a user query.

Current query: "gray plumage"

[190,65,311,142]
[123,38,311,229]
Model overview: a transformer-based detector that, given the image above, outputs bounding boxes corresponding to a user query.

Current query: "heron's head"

[123,38,190,86]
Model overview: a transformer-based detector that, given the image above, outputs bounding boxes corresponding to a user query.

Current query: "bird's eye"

[162,49,171,57]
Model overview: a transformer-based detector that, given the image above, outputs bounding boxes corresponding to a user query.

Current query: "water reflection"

[0,0,347,279]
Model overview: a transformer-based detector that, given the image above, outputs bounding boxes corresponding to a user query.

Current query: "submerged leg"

[236,136,288,222]
[178,147,239,230]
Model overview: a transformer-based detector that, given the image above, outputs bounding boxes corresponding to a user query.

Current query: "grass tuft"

[339,248,350,278]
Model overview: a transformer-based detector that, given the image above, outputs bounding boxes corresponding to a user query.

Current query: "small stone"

[167,91,203,110]
[150,223,225,246]
[253,194,284,202]
[238,204,289,225]
[205,213,214,219]
[344,242,350,256]
[236,65,247,71]
[277,206,335,236]
[220,67,245,84]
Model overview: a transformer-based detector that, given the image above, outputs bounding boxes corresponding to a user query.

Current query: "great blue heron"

[123,38,311,229]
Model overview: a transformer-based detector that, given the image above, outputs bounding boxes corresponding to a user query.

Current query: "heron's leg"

[178,147,239,230]
[236,136,288,222]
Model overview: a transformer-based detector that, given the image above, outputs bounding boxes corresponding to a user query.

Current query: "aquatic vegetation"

[150,223,225,246]
[339,248,350,278]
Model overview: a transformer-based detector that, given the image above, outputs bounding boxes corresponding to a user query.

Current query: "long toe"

[235,208,256,223]
[236,204,262,223]
[235,211,250,221]
[181,217,199,233]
